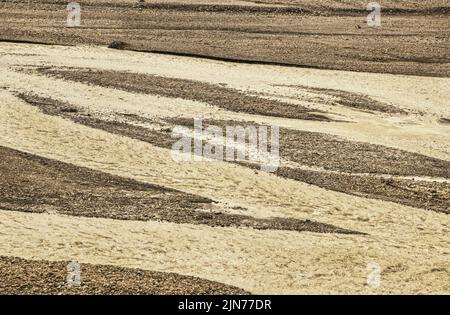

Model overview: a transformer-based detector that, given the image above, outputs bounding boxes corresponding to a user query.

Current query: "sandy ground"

[0,41,449,294]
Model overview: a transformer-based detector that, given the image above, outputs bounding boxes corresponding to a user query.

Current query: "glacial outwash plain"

[0,0,449,294]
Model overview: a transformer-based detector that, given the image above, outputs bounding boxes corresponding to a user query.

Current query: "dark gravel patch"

[1,1,448,77]
[0,256,249,295]
[274,167,450,214]
[0,145,359,234]
[275,84,407,114]
[438,117,450,125]
[36,68,332,121]
[278,128,450,178]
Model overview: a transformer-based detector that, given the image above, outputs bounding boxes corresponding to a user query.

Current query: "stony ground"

[0,0,448,295]
[0,256,249,295]
[1,0,449,76]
